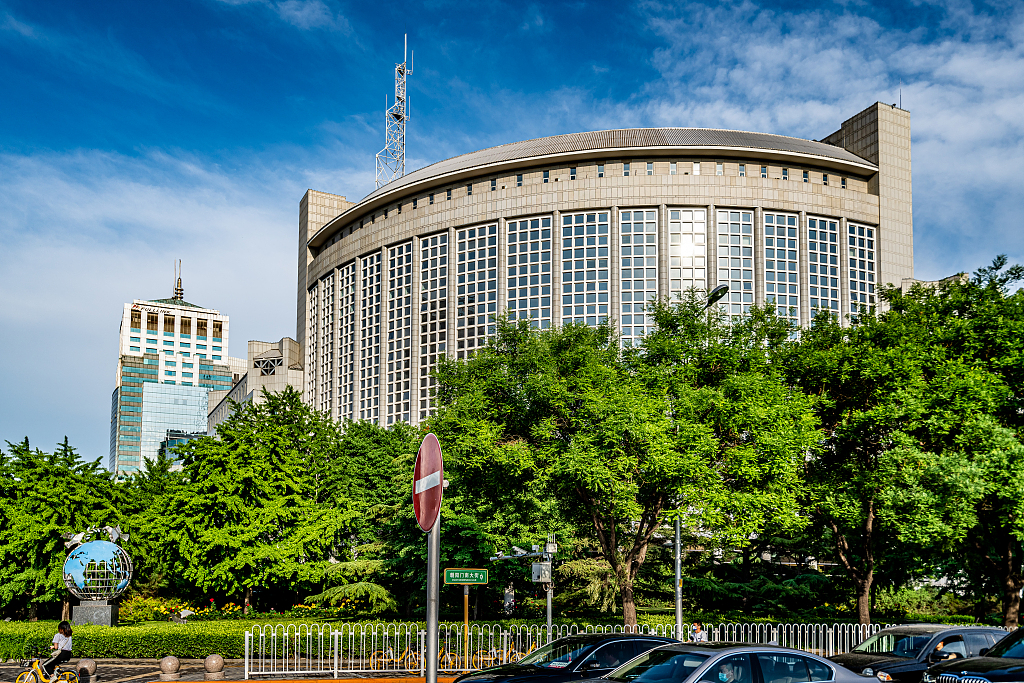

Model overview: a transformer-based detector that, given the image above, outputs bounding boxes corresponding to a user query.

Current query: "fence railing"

[243,621,888,678]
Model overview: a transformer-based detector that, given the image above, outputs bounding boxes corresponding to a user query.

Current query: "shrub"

[119,596,196,624]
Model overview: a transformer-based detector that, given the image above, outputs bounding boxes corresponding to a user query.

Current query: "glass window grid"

[359,253,382,422]
[505,218,551,332]
[560,212,610,327]
[763,213,800,324]
[670,162,677,175]
[620,209,658,346]
[716,210,754,316]
[386,242,414,425]
[669,209,707,296]
[693,162,701,175]
[646,162,653,175]
[458,223,499,359]
[739,164,746,177]
[419,233,449,420]
[807,217,840,317]
[338,262,357,420]
[317,272,335,415]
[848,223,877,311]
[716,162,724,175]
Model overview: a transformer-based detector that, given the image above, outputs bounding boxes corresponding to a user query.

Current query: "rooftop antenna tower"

[173,259,184,300]
[375,34,413,188]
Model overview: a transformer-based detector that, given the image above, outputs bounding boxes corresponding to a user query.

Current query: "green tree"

[0,437,120,619]
[161,388,358,612]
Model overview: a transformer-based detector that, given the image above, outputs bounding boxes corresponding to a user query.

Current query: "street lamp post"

[674,284,729,642]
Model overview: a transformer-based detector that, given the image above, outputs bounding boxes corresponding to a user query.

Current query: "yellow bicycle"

[369,646,421,670]
[15,648,79,683]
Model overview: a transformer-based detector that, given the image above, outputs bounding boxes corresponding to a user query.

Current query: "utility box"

[545,542,558,554]
[532,562,552,583]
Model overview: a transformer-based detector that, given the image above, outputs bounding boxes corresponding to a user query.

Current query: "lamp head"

[705,284,729,308]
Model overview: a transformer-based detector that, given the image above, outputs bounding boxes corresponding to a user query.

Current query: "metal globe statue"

[62,540,133,601]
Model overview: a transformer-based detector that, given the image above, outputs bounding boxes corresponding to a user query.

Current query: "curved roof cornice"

[312,127,876,246]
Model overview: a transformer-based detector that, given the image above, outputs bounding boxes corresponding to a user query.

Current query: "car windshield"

[606,649,709,683]
[519,638,597,669]
[852,632,936,658]
[986,630,1024,659]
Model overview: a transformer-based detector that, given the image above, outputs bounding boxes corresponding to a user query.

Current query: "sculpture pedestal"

[73,600,118,627]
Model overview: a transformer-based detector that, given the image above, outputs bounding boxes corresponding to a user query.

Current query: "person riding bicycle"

[43,621,73,679]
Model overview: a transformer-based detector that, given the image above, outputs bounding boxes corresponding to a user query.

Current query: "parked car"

[453,633,677,683]
[830,625,1005,683]
[923,625,1024,683]
[583,641,864,683]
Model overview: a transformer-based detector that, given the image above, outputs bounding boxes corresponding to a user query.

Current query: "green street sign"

[444,568,488,585]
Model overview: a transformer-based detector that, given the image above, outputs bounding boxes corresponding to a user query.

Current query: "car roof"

[655,642,818,655]
[554,633,676,643]
[874,625,1003,635]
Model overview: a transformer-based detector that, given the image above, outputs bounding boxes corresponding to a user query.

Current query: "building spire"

[173,259,184,300]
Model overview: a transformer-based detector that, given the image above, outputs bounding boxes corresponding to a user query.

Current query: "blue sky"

[2,0,1023,461]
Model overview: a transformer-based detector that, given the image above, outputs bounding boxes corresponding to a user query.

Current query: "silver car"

[585,642,865,683]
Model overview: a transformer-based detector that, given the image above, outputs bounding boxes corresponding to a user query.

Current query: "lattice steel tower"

[375,35,413,188]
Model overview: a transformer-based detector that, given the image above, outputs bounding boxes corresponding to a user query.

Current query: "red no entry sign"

[413,433,444,532]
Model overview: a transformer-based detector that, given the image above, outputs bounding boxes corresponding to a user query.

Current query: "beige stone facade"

[298,103,914,428]
[207,337,304,433]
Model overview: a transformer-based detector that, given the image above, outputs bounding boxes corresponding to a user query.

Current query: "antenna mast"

[375,34,413,188]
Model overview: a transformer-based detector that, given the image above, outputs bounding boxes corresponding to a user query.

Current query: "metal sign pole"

[546,584,552,638]
[463,585,470,669]
[675,517,682,641]
[426,519,440,683]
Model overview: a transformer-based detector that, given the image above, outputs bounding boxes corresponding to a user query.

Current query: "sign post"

[414,434,444,683]
[444,569,488,667]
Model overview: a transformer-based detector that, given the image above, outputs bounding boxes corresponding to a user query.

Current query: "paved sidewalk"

[0,661,458,683]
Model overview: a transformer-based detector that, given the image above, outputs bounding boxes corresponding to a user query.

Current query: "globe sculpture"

[62,526,133,626]
[62,540,133,601]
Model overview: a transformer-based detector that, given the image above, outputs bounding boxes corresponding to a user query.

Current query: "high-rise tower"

[375,35,413,188]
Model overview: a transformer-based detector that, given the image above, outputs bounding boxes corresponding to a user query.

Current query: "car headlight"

[876,673,892,681]
[862,669,874,677]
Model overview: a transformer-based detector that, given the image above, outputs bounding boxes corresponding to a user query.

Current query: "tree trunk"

[855,574,873,626]
[244,586,252,615]
[621,577,637,627]
[62,600,71,621]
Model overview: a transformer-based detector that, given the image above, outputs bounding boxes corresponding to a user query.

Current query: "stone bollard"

[204,654,225,681]
[159,656,181,681]
[78,658,98,683]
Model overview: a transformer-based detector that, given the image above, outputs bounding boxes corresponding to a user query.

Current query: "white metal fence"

[243,621,890,678]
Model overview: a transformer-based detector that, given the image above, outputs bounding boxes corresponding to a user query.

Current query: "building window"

[623,162,630,176]
[569,167,576,180]
[491,179,496,191]
[849,223,877,312]
[670,162,677,175]
[561,211,610,328]
[359,252,382,422]
[716,162,724,176]
[782,168,789,181]
[165,370,176,376]
[808,217,840,317]
[213,321,222,340]
[693,162,701,176]
[823,173,829,186]
[669,209,707,296]
[716,210,753,317]
[459,223,500,359]
[505,217,550,332]
[597,164,604,178]
[413,198,418,209]
[763,213,799,325]
[338,260,357,421]
[516,174,523,187]
[398,202,402,214]
[842,177,847,189]
[147,313,158,332]
[739,164,746,177]
[467,184,472,196]
[646,162,654,175]
[384,208,388,219]
[130,336,140,342]
[418,232,449,420]
[543,171,549,183]
[130,346,140,352]
[619,209,658,347]
[803,170,809,183]
[761,165,768,178]
[446,189,452,201]
[385,242,414,425]
[131,309,142,330]
[429,193,434,205]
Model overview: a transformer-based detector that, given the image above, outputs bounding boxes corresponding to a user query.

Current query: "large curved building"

[297,102,913,427]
